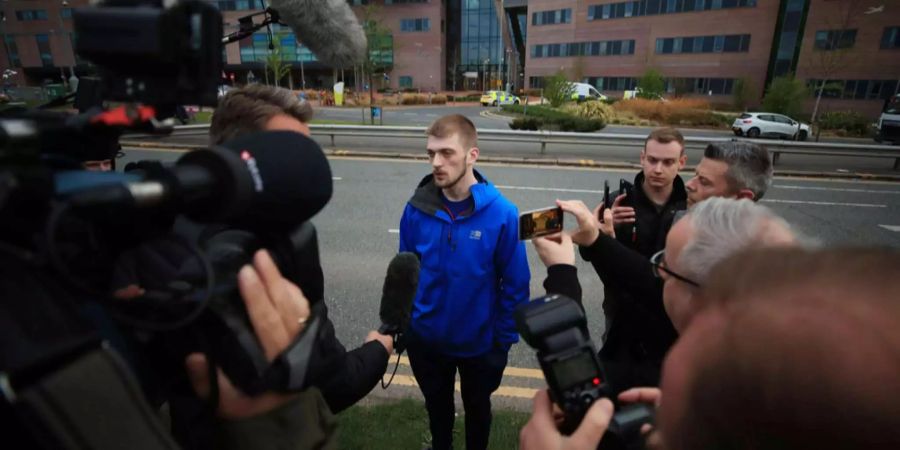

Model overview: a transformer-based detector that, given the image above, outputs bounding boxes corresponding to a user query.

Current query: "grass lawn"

[336,398,529,450]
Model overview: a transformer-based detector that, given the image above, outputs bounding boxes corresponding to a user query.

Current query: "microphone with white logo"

[267,0,368,68]
[59,131,333,230]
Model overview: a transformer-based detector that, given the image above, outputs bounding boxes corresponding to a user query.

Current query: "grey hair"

[209,84,313,145]
[704,141,774,200]
[678,197,793,282]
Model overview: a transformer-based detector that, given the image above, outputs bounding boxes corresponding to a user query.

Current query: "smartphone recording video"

[519,206,564,240]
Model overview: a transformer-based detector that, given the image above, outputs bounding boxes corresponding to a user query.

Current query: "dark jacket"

[579,172,686,391]
[399,170,531,356]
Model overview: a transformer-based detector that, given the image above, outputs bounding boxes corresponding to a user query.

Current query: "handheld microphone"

[60,130,333,230]
[378,252,419,352]
[268,0,368,68]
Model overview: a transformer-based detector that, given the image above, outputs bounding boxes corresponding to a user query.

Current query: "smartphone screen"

[519,206,564,240]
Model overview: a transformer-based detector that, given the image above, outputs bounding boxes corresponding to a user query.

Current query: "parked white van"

[569,82,608,101]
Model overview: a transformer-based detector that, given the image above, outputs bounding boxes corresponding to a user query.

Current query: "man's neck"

[642,178,674,206]
[442,172,478,202]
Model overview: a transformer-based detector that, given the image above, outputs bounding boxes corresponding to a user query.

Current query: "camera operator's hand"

[366,330,394,354]
[611,193,635,225]
[520,389,614,450]
[185,250,311,420]
[533,233,575,267]
[618,387,663,449]
[556,200,600,247]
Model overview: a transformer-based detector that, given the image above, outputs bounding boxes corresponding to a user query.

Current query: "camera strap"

[4,346,180,450]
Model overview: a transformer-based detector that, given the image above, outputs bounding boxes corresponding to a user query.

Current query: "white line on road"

[497,184,603,194]
[775,185,900,195]
[879,225,900,232]
[762,199,886,208]
[388,229,400,234]
[333,177,342,181]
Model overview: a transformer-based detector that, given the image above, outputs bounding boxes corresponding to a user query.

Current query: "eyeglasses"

[650,250,701,288]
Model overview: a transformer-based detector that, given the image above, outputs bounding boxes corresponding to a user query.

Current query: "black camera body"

[516,294,654,450]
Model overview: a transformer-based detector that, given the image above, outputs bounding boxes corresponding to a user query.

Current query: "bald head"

[659,247,900,450]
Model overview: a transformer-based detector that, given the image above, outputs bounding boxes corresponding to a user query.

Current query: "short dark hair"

[703,141,773,199]
[645,127,685,154]
[209,85,313,145]
[426,114,477,149]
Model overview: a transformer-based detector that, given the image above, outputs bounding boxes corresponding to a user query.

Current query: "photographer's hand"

[618,387,663,449]
[556,200,600,247]
[533,233,575,267]
[366,330,394,354]
[520,389,614,450]
[611,193,635,225]
[185,250,311,419]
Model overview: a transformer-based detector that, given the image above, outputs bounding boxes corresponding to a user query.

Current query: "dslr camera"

[515,294,654,450]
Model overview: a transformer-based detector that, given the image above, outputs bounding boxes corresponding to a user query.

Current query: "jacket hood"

[408,169,500,219]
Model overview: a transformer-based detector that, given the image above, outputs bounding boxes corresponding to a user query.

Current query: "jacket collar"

[409,169,498,218]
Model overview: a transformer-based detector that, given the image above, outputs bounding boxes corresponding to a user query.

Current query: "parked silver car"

[732,112,810,141]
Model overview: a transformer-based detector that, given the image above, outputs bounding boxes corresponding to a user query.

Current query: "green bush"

[762,76,808,118]
[544,71,575,108]
[570,101,616,123]
[556,117,605,132]
[501,104,572,121]
[509,117,542,130]
[818,111,873,137]
[637,69,666,100]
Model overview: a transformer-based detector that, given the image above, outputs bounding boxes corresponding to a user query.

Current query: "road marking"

[762,199,886,208]
[384,374,538,399]
[775,185,900,195]
[395,356,544,380]
[388,229,400,234]
[333,177,342,181]
[879,225,900,232]
[497,184,603,194]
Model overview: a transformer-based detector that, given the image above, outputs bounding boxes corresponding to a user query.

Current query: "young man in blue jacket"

[399,114,530,450]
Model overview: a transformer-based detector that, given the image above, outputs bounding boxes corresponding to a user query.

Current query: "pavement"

[118,148,900,411]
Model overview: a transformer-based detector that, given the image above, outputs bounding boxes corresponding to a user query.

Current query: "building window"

[881,27,900,49]
[814,29,857,50]
[532,8,571,25]
[655,34,750,54]
[213,0,261,11]
[531,39,635,58]
[36,34,53,67]
[4,36,20,67]
[806,79,899,100]
[399,76,413,88]
[588,0,753,20]
[401,18,430,32]
[60,8,73,19]
[15,10,49,21]
[385,0,428,4]
[585,76,638,91]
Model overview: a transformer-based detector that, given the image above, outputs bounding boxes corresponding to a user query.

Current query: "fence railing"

[145,124,900,170]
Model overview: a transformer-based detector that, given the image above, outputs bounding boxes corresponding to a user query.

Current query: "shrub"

[762,76,808,118]
[501,104,573,121]
[544,71,575,108]
[818,111,872,137]
[732,78,753,111]
[400,93,429,105]
[509,117,542,130]
[557,117,605,132]
[570,100,616,123]
[431,94,448,104]
[637,69,665,100]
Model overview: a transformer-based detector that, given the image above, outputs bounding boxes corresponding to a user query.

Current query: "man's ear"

[736,188,756,201]
[678,153,688,169]
[468,147,480,164]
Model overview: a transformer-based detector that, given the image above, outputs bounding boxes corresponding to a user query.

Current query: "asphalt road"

[119,148,900,410]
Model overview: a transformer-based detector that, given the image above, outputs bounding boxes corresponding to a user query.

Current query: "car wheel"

[733,129,742,136]
[747,127,761,138]
[492,100,498,106]
[798,130,808,141]
[514,99,520,105]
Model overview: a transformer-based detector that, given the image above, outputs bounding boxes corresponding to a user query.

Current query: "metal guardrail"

[167,124,900,170]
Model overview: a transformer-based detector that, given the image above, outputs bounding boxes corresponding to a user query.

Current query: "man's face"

[427,133,475,189]
[640,139,686,190]
[661,217,699,333]
[685,158,734,207]
[265,113,310,137]
[83,159,112,172]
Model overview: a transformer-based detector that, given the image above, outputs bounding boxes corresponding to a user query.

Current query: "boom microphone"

[378,252,419,342]
[268,0,368,68]
[61,130,333,230]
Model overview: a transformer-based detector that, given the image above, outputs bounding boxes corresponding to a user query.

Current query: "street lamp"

[483,58,490,91]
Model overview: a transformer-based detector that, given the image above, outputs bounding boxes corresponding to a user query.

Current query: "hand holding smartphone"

[519,206,564,240]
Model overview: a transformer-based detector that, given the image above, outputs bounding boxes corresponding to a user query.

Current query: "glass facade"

[814,29,857,50]
[768,0,807,82]
[532,9,571,26]
[4,36,20,67]
[531,40,636,58]
[883,27,900,49]
[36,34,53,67]
[238,25,318,64]
[458,0,505,88]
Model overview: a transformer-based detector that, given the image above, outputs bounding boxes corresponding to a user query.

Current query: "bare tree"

[807,0,866,132]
